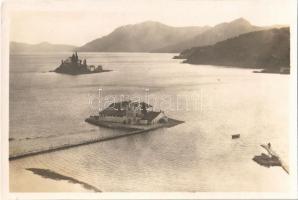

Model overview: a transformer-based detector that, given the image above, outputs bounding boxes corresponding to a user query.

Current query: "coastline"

[173,57,291,75]
[49,69,112,75]
[26,168,101,192]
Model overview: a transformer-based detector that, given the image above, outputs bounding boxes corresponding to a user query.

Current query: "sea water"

[9,52,290,192]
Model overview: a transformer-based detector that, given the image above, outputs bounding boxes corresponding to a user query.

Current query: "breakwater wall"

[9,124,164,161]
[9,118,184,161]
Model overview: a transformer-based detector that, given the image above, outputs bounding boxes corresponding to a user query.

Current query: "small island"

[52,52,111,75]
[85,100,184,131]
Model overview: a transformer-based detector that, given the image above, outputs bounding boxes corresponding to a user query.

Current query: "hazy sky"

[7,0,294,46]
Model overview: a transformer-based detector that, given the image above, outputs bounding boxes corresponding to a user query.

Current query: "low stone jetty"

[9,118,183,161]
[10,99,184,161]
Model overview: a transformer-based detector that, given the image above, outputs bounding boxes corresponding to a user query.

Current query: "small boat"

[252,153,281,167]
[232,134,240,139]
[253,143,289,174]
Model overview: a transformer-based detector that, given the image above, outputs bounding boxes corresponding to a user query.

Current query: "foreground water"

[9,52,290,192]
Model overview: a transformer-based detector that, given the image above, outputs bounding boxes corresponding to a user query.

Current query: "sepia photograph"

[1,0,297,199]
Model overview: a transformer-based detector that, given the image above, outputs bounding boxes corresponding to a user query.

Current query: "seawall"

[9,119,183,161]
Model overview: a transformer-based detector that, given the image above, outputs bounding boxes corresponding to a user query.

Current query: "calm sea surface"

[9,52,290,192]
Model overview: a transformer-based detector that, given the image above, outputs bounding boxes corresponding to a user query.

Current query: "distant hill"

[179,27,290,71]
[10,42,77,53]
[154,18,266,53]
[78,18,285,53]
[12,19,287,55]
[77,21,210,52]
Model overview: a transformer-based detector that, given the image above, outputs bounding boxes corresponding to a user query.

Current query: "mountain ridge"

[10,41,77,53]
[10,18,288,54]
[153,18,263,52]
[77,20,210,52]
[178,27,290,71]
[77,18,286,53]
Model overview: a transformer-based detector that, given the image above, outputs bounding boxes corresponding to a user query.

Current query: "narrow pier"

[9,118,184,161]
